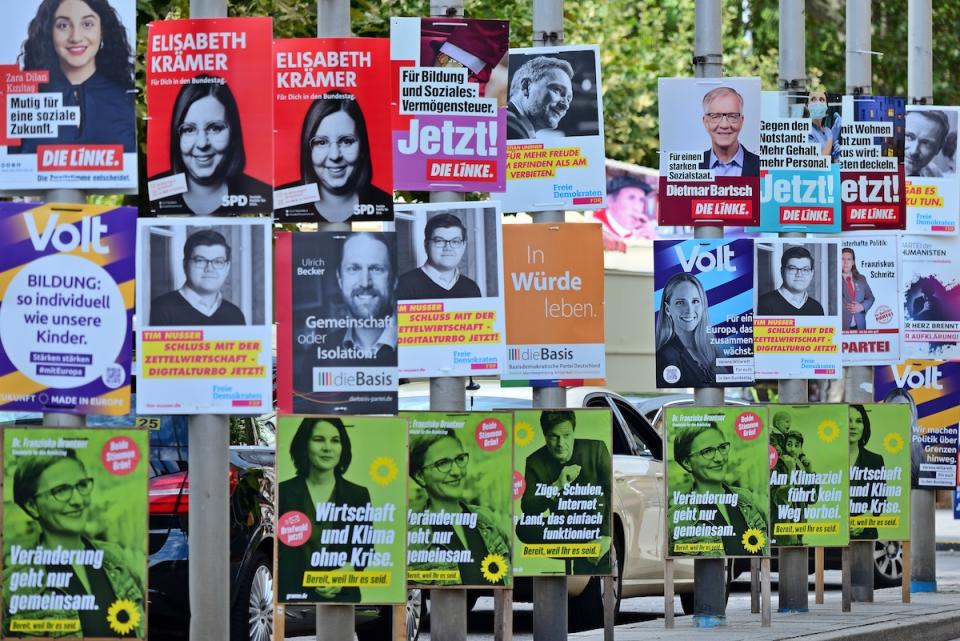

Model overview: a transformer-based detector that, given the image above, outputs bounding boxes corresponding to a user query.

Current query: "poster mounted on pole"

[135,217,273,414]
[653,238,754,388]
[396,202,505,378]
[274,37,393,223]
[146,17,273,215]
[657,77,762,227]
[838,235,901,365]
[0,202,135,415]
[390,17,508,193]
[905,106,959,235]
[900,235,960,358]
[491,45,606,213]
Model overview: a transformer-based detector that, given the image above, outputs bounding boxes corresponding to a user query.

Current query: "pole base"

[692,614,726,628]
[911,579,937,593]
[777,607,808,613]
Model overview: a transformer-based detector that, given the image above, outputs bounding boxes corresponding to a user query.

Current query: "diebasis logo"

[508,347,574,361]
[312,367,395,391]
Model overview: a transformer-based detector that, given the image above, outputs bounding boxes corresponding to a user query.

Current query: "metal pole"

[317,0,351,36]
[908,0,933,104]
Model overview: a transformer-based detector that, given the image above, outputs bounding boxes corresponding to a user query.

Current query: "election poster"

[390,17,508,193]
[396,202,504,377]
[502,223,604,382]
[0,203,134,416]
[3,427,148,638]
[274,38,393,223]
[653,238,754,388]
[513,409,612,576]
[135,217,273,414]
[491,45,606,213]
[276,415,407,605]
[839,95,906,230]
[758,90,841,233]
[839,235,901,365]
[754,238,842,379]
[901,235,960,358]
[848,404,911,541]
[905,106,959,235]
[0,1,138,192]
[768,404,849,548]
[405,411,513,588]
[657,77,762,227]
[875,360,960,489]
[146,17,273,215]
[666,406,770,558]
[276,231,398,415]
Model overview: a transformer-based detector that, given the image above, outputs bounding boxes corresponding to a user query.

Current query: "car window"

[584,396,635,456]
[612,398,662,460]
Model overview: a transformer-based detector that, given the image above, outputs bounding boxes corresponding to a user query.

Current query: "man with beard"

[396,213,482,300]
[506,56,574,140]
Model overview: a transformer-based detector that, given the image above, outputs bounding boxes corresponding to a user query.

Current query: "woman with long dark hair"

[849,404,885,540]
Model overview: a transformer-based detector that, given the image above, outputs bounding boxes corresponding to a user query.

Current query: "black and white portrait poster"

[905,105,960,235]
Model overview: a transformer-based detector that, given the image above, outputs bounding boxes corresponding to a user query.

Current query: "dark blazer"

[698,147,760,177]
[850,447,886,541]
[506,102,537,140]
[656,334,717,388]
[149,172,273,215]
[842,273,875,329]
[273,180,393,222]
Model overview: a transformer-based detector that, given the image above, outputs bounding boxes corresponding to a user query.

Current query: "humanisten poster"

[146,17,273,215]
[900,235,960,358]
[0,1,138,191]
[396,202,505,377]
[390,17,508,193]
[0,203,134,415]
[838,235,901,365]
[491,45,606,213]
[135,218,273,414]
[653,239,754,388]
[274,37,393,223]
[905,106,960,235]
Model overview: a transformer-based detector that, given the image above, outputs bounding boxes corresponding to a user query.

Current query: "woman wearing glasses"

[5,450,144,637]
[408,430,510,586]
[757,245,825,316]
[396,213,482,300]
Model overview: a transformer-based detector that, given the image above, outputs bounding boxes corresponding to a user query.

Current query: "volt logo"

[892,364,942,390]
[675,243,736,273]
[24,213,109,254]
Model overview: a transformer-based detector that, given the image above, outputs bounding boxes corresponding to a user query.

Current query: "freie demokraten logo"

[508,347,574,361]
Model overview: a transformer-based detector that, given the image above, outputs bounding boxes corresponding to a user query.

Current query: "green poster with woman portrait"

[512,409,612,577]
[768,404,849,547]
[404,412,513,588]
[849,404,911,541]
[666,407,770,558]
[2,428,148,639]
[276,415,407,605]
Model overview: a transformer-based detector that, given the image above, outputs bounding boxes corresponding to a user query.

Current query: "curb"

[795,609,960,641]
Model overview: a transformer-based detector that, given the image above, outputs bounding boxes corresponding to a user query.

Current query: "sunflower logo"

[742,528,766,554]
[370,457,399,486]
[480,553,508,583]
[817,419,840,443]
[514,422,535,447]
[106,599,140,636]
[883,432,905,454]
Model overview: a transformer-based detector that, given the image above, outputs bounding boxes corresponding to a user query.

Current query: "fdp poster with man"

[145,17,274,215]
[276,231,398,415]
[491,45,606,213]
[839,95,906,230]
[135,217,273,414]
[666,406,770,558]
[395,202,505,377]
[3,428,148,638]
[274,37,393,223]
[753,238,842,379]
[275,415,407,605]
[390,17,508,193]
[0,1,138,191]
[838,235,901,365]
[757,90,841,233]
[512,409,612,577]
[905,106,960,235]
[404,411,513,588]
[0,203,134,416]
[657,77,762,227]
[848,404,911,541]
[901,235,960,358]
[502,223,604,382]
[875,360,960,489]
[653,238,754,388]
[768,404,849,548]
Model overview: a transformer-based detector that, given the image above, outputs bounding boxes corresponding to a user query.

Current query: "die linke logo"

[675,243,736,272]
[893,364,943,390]
[25,213,109,254]
[508,347,574,361]
[315,369,394,388]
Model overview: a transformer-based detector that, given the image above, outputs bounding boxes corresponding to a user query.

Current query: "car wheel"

[231,552,272,641]
[874,540,903,587]
[569,529,623,631]
[406,589,425,641]
[357,590,425,641]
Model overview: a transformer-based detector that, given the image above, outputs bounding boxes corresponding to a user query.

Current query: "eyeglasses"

[429,237,465,249]
[424,452,469,474]
[34,477,94,504]
[704,112,743,123]
[690,442,731,461]
[309,135,359,153]
[178,121,230,143]
[189,257,229,270]
[785,266,813,276]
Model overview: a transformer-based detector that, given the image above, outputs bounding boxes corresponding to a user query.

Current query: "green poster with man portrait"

[768,404,850,547]
[666,407,770,558]
[512,409,612,577]
[3,428,148,639]
[849,404,911,541]
[276,415,408,605]
[403,412,513,588]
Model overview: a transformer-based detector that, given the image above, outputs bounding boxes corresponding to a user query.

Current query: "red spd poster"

[146,17,273,215]
[274,38,393,223]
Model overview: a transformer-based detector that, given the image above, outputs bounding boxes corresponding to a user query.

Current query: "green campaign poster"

[2,428,148,639]
[768,404,849,547]
[666,407,770,558]
[403,412,513,588]
[276,415,407,605]
[512,409,612,577]
[849,404,911,541]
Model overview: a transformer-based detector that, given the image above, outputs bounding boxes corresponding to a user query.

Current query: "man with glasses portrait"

[698,86,760,177]
[757,245,825,316]
[396,213,482,300]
